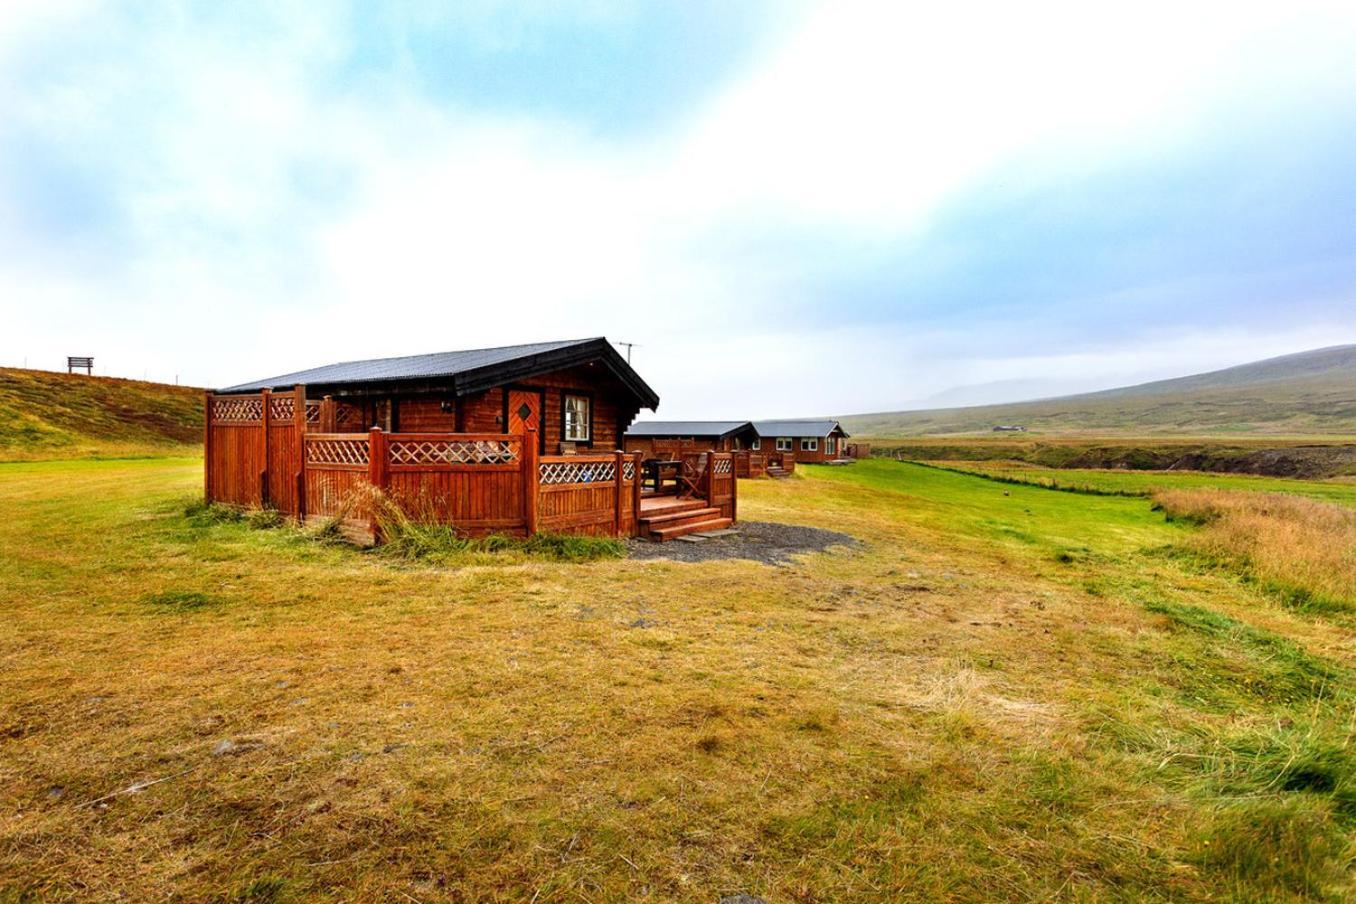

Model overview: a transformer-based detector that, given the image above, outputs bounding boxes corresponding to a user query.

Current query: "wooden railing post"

[367,427,387,542]
[522,426,539,536]
[203,391,214,503]
[321,395,337,432]
[631,451,642,538]
[293,385,307,520]
[613,449,625,538]
[706,453,717,509]
[730,453,738,523]
[259,388,272,507]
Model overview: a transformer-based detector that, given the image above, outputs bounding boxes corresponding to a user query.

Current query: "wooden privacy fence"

[205,390,648,540]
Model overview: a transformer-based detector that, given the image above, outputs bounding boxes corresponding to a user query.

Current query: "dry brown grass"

[1155,489,1356,615]
[2,459,1353,901]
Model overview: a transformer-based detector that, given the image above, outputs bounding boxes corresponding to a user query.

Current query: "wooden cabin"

[752,419,852,464]
[204,338,738,541]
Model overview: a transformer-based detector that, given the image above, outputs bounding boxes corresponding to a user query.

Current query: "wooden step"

[639,505,720,527]
[649,517,733,542]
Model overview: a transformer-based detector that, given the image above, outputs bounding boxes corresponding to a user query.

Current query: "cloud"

[1,1,1355,411]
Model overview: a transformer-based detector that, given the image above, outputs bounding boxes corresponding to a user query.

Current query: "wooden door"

[507,389,542,449]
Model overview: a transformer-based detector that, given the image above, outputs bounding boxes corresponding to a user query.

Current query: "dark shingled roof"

[625,420,755,439]
[219,337,659,409]
[752,418,849,438]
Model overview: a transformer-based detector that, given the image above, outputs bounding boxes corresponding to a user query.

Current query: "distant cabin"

[992,425,1028,433]
[751,419,851,464]
[624,418,852,464]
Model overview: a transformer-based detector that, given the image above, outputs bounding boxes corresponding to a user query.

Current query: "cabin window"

[750,437,760,451]
[801,438,818,452]
[825,437,836,455]
[776,437,792,452]
[563,394,591,442]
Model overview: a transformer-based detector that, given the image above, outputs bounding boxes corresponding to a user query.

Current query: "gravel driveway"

[627,520,860,565]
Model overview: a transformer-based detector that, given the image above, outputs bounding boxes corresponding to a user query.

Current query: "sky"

[2,0,1355,418]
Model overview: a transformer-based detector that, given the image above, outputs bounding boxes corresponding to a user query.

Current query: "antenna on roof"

[617,341,639,364]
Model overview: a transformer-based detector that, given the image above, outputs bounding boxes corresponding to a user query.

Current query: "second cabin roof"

[626,420,755,438]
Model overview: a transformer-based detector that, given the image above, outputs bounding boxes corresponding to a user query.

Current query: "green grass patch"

[1144,600,1345,704]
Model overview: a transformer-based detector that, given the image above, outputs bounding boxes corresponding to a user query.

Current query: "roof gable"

[625,420,754,438]
[752,418,849,438]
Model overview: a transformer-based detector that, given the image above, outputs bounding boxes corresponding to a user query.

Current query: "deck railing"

[205,389,646,540]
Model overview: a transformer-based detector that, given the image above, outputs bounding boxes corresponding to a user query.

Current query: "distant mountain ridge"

[840,345,1356,437]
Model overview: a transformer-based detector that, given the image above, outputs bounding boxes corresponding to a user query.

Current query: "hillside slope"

[842,345,1356,436]
[0,368,203,460]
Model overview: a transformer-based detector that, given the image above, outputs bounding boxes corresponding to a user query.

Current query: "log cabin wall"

[330,364,640,453]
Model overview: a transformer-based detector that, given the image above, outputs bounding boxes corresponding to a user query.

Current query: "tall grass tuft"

[358,483,625,563]
[1154,489,1356,615]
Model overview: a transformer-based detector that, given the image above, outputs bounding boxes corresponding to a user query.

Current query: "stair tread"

[639,506,720,526]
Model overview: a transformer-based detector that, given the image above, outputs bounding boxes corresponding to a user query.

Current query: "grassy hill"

[0,367,203,461]
[842,344,1356,437]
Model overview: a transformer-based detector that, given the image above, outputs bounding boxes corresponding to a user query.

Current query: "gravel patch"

[627,520,860,565]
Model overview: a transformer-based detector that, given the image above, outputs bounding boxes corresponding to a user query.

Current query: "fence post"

[203,391,214,503]
[367,427,387,542]
[631,451,643,537]
[730,453,738,523]
[522,426,539,537]
[293,384,307,521]
[260,389,272,507]
[321,395,337,432]
[614,449,625,538]
[706,453,717,509]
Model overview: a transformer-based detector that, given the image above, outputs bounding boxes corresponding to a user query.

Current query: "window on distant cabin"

[776,437,792,452]
[825,437,836,455]
[563,394,590,442]
[801,438,818,452]
[750,437,761,451]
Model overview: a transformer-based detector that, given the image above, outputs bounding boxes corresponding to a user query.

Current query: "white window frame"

[825,436,836,455]
[750,437,761,451]
[801,438,818,452]
[563,394,591,442]
[775,437,793,452]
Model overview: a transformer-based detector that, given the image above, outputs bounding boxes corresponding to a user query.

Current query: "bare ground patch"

[627,520,860,565]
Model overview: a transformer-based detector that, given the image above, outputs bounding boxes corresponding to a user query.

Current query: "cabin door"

[506,389,543,451]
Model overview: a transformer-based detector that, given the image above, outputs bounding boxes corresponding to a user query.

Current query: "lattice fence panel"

[540,460,617,486]
[389,439,519,466]
[622,460,636,482]
[335,405,360,427]
[212,397,263,422]
[305,402,321,424]
[712,457,734,476]
[305,438,370,466]
[269,396,295,421]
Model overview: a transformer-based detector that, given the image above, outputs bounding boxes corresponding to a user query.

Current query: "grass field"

[925,459,1356,507]
[862,436,1356,480]
[2,458,1353,901]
